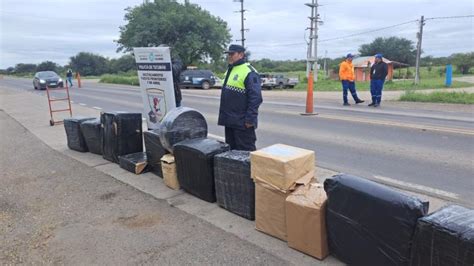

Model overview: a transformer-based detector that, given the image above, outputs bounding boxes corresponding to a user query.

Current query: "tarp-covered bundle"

[80,118,102,155]
[159,107,207,153]
[64,117,96,152]
[324,174,429,265]
[214,151,254,220]
[410,205,474,266]
[119,152,148,174]
[174,138,229,202]
[101,112,143,163]
[144,129,168,177]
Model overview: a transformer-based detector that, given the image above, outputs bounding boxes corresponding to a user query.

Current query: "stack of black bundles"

[214,151,255,220]
[159,107,207,153]
[410,205,474,266]
[119,152,148,175]
[101,112,143,163]
[80,118,102,155]
[324,174,429,265]
[64,117,96,152]
[144,129,168,177]
[174,138,229,202]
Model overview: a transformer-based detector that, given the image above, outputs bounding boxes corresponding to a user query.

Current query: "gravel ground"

[0,110,286,265]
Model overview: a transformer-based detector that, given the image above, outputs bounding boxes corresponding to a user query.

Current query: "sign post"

[134,47,176,130]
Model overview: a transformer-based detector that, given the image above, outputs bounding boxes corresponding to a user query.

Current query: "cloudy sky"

[1,0,473,68]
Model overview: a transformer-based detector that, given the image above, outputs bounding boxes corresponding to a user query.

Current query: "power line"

[425,15,474,21]
[319,20,418,43]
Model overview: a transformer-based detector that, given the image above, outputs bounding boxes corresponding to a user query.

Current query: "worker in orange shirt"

[339,53,364,106]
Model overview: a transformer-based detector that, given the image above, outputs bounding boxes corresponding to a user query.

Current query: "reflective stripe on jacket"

[339,60,354,81]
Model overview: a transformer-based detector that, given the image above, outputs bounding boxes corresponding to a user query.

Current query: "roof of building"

[352,56,391,67]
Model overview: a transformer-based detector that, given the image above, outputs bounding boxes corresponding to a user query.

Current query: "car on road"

[179,69,220,90]
[33,71,63,90]
[272,73,299,89]
[259,73,277,90]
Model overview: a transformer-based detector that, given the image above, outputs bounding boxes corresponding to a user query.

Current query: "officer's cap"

[224,44,246,54]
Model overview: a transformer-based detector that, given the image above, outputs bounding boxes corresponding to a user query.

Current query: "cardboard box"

[161,154,180,190]
[255,173,313,241]
[286,183,329,260]
[251,144,315,191]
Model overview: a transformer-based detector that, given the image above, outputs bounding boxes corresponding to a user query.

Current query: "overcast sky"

[1,0,473,68]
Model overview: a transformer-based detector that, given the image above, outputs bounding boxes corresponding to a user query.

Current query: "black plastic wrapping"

[119,152,148,174]
[324,174,429,265]
[174,138,230,203]
[144,129,168,177]
[214,151,255,220]
[410,205,474,266]
[80,118,102,155]
[101,112,143,163]
[159,107,208,153]
[64,117,96,152]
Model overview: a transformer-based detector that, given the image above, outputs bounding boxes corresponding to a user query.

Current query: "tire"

[278,82,284,89]
[201,81,210,90]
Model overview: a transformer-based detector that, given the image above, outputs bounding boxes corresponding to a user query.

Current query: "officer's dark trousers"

[370,79,385,104]
[225,127,257,151]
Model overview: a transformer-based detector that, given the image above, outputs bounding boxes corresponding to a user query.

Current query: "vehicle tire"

[278,82,284,89]
[201,81,210,90]
[288,85,294,89]
[34,85,37,90]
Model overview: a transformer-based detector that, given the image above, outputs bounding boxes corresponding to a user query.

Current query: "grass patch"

[99,74,139,86]
[399,91,474,104]
[292,78,472,92]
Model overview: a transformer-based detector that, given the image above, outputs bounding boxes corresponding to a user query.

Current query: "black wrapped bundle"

[159,107,207,153]
[80,118,102,155]
[64,117,95,152]
[119,152,148,174]
[214,151,255,220]
[174,138,229,202]
[410,205,474,266]
[144,129,168,177]
[324,174,429,265]
[101,112,143,163]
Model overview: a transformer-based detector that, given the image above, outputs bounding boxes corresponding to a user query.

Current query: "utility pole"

[234,0,247,47]
[414,15,425,85]
[305,0,321,82]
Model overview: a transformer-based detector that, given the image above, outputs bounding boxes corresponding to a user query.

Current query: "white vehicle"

[259,73,277,90]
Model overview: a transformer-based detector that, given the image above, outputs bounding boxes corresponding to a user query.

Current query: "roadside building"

[352,56,394,81]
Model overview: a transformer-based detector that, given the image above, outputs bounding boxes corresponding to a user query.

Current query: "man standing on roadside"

[66,69,74,87]
[218,44,262,151]
[369,54,388,107]
[339,53,364,106]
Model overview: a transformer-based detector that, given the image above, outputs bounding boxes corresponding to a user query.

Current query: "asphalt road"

[1,77,473,206]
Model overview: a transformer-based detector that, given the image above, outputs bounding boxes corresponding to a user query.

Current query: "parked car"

[33,71,63,90]
[272,74,299,89]
[179,69,219,90]
[259,73,277,90]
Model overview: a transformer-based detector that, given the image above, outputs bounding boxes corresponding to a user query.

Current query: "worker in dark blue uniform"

[369,53,388,107]
[218,44,262,151]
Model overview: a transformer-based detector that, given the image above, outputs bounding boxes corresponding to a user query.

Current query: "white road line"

[92,106,102,110]
[373,175,459,200]
[79,103,86,106]
[208,133,225,142]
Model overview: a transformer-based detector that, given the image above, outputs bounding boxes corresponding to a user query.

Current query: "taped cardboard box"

[255,172,313,241]
[161,154,179,190]
[286,183,329,260]
[119,152,148,174]
[251,144,315,191]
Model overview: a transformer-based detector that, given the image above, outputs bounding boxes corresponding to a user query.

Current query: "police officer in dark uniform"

[218,44,262,151]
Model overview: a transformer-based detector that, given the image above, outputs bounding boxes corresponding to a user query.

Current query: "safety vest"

[224,63,254,93]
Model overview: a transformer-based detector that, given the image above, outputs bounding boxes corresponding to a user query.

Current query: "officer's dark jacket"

[218,59,262,129]
[370,61,388,80]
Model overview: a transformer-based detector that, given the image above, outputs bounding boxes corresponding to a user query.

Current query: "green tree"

[116,0,231,65]
[359,37,417,65]
[108,54,136,73]
[15,63,37,74]
[69,52,109,76]
[37,61,60,72]
[450,52,474,74]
